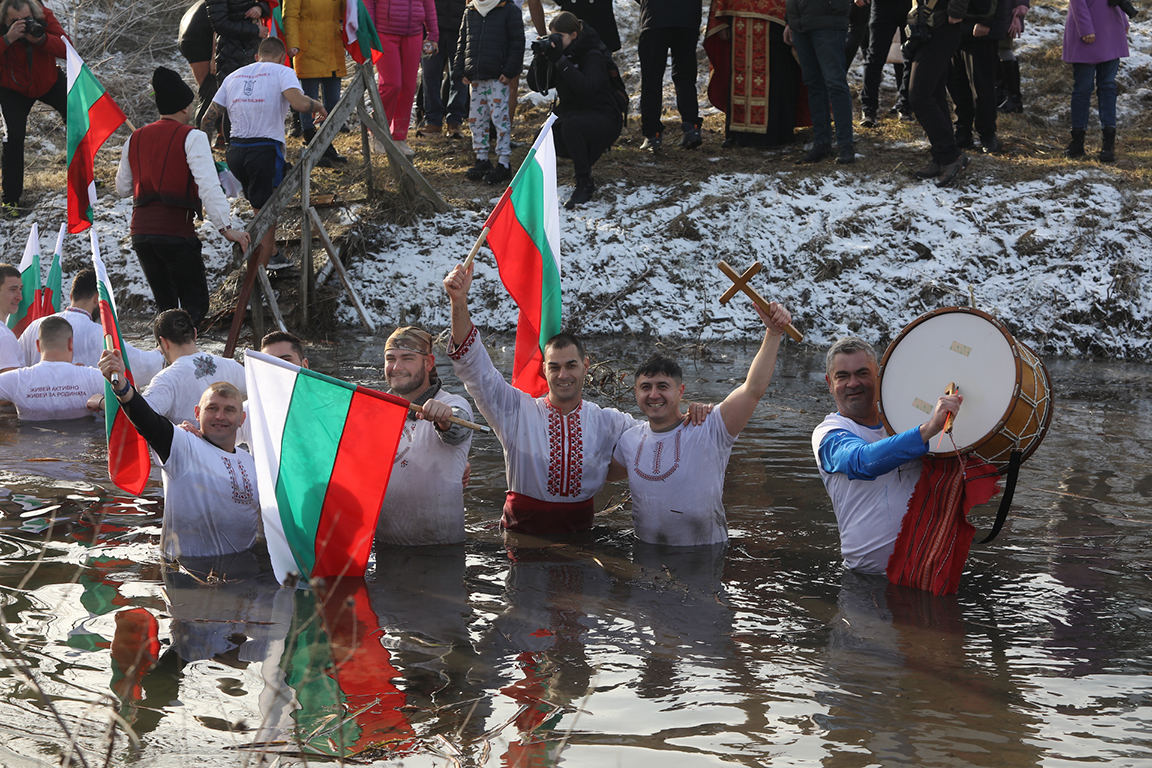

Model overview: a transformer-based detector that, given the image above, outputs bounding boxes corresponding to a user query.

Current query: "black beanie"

[153,67,195,115]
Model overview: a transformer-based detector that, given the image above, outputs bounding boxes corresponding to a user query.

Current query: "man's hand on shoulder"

[681,401,714,427]
[178,420,204,438]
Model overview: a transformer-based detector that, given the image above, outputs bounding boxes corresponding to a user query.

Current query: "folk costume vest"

[129,120,203,239]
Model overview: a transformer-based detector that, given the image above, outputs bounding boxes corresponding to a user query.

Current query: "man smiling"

[609,303,793,546]
[0,263,24,372]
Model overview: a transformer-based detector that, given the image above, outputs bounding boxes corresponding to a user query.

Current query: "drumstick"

[944,382,958,434]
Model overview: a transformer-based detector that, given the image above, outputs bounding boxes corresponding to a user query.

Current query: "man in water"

[0,317,104,420]
[812,336,961,572]
[0,263,25,372]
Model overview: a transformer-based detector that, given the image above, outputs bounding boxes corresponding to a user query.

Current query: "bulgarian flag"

[267,0,285,39]
[65,39,126,234]
[92,230,150,497]
[483,114,562,396]
[245,351,409,585]
[344,0,382,65]
[8,224,45,335]
[45,225,65,314]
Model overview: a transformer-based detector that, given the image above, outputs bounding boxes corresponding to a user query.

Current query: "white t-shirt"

[19,308,164,388]
[142,351,247,426]
[0,360,104,420]
[0,322,22,370]
[614,407,739,547]
[811,412,922,573]
[158,428,260,559]
[376,389,473,546]
[213,61,302,144]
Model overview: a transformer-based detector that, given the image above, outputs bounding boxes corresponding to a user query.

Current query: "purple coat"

[1063,0,1128,64]
[367,0,439,42]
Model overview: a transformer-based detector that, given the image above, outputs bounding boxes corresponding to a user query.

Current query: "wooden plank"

[307,206,375,332]
[256,265,288,333]
[300,154,312,328]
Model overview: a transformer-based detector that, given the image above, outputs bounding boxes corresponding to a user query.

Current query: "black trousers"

[0,69,67,205]
[909,22,964,165]
[553,110,622,181]
[947,36,998,139]
[861,0,912,114]
[132,234,210,326]
[638,26,699,137]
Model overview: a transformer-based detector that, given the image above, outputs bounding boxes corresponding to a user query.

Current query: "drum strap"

[979,450,1023,544]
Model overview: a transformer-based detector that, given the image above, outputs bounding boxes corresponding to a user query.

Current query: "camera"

[530,32,564,55]
[1108,0,1139,20]
[8,16,46,37]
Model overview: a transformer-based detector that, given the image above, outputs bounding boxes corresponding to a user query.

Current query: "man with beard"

[376,326,473,546]
[811,337,961,572]
[609,303,792,546]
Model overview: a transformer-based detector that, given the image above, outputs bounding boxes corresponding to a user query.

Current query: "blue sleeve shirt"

[818,426,928,481]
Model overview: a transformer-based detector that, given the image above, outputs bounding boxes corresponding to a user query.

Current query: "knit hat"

[153,67,195,115]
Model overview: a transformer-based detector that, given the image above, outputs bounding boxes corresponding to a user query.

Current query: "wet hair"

[70,268,97,302]
[544,332,585,361]
[261,330,305,361]
[38,315,72,348]
[0,263,19,283]
[199,381,243,405]
[0,0,44,23]
[634,355,682,384]
[825,336,878,377]
[548,10,582,35]
[258,37,286,59]
[153,308,197,347]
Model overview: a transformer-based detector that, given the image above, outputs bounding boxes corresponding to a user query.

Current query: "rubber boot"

[998,60,1023,114]
[1064,128,1086,159]
[303,127,335,168]
[1099,127,1116,163]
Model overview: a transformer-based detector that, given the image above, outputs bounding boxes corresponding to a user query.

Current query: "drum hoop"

[1012,340,1055,466]
[877,307,1023,456]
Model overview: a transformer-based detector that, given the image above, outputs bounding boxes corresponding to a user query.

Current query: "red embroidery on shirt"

[633,429,682,482]
[222,456,254,505]
[447,325,479,361]
[546,400,583,497]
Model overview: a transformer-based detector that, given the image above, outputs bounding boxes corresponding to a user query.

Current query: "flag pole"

[406,402,490,432]
[461,226,489,270]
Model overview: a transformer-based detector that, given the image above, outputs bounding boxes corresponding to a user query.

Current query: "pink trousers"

[376,33,423,141]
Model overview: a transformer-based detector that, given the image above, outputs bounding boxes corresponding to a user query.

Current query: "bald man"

[0,316,104,420]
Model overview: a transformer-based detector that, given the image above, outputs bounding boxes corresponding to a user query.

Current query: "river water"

[1,335,1150,768]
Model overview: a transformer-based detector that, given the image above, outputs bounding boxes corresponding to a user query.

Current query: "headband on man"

[384,327,433,355]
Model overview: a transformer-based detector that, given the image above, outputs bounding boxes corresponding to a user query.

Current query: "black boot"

[998,60,1023,114]
[303,127,335,168]
[1065,128,1086,159]
[565,176,596,210]
[1099,127,1116,163]
[954,125,975,150]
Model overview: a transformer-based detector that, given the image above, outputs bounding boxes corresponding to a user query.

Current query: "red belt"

[502,492,595,535]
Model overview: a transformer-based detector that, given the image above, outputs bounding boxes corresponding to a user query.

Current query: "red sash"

[502,492,595,535]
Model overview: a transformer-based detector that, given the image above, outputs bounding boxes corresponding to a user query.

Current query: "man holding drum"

[812,337,962,573]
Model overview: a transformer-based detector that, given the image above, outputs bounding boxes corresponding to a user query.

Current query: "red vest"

[129,120,202,239]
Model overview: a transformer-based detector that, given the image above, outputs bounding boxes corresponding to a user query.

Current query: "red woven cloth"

[887,456,1001,596]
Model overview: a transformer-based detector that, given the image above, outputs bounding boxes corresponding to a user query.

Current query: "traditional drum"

[877,307,1053,472]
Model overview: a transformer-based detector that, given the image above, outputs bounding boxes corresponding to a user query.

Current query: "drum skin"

[877,307,1053,473]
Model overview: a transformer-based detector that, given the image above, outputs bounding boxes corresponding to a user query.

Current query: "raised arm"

[444,263,475,347]
[99,348,175,463]
[718,302,792,437]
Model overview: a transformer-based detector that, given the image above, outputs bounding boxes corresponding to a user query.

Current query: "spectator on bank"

[997,0,1029,113]
[785,0,856,164]
[178,0,214,87]
[526,0,621,53]
[857,0,913,126]
[284,0,348,167]
[636,0,704,152]
[905,0,970,187]
[367,0,438,158]
[0,0,67,215]
[945,0,1001,154]
[416,0,467,139]
[206,0,270,84]
[1062,0,1128,162]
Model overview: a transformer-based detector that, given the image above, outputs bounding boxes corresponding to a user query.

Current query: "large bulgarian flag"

[344,0,383,65]
[8,224,45,335]
[245,351,409,585]
[483,114,562,396]
[92,230,150,496]
[65,39,127,234]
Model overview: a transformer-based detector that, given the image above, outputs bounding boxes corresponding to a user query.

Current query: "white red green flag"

[245,351,409,584]
[483,114,562,396]
[46,224,64,314]
[344,0,382,64]
[65,39,126,234]
[8,223,46,336]
[91,230,150,496]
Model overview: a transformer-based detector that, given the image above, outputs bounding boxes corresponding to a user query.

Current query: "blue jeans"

[791,28,854,148]
[421,45,468,127]
[1071,60,1119,130]
[300,76,342,132]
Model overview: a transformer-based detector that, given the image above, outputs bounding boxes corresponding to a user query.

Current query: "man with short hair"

[259,329,309,368]
[0,263,24,371]
[0,316,104,420]
[116,66,251,326]
[377,326,473,546]
[201,37,328,269]
[20,269,164,386]
[610,303,793,546]
[443,262,641,535]
[142,308,247,426]
[99,347,260,560]
[812,336,961,572]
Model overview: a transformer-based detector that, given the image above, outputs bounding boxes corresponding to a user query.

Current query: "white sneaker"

[395,140,416,158]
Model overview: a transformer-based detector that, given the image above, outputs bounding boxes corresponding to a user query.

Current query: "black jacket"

[453,2,525,82]
[435,0,467,44]
[206,0,270,79]
[529,25,620,119]
[785,0,853,32]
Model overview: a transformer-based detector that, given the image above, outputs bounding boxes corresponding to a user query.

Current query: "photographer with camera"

[526,11,622,209]
[0,0,67,215]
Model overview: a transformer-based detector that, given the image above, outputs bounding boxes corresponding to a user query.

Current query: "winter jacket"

[960,0,998,34]
[785,0,853,33]
[533,24,619,119]
[435,0,467,43]
[909,0,971,29]
[552,0,620,52]
[637,0,702,32]
[1063,0,1128,64]
[367,0,439,41]
[0,4,67,98]
[453,1,523,82]
[284,0,348,78]
[206,0,271,79]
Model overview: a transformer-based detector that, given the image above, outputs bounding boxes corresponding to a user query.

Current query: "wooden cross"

[718,260,804,342]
